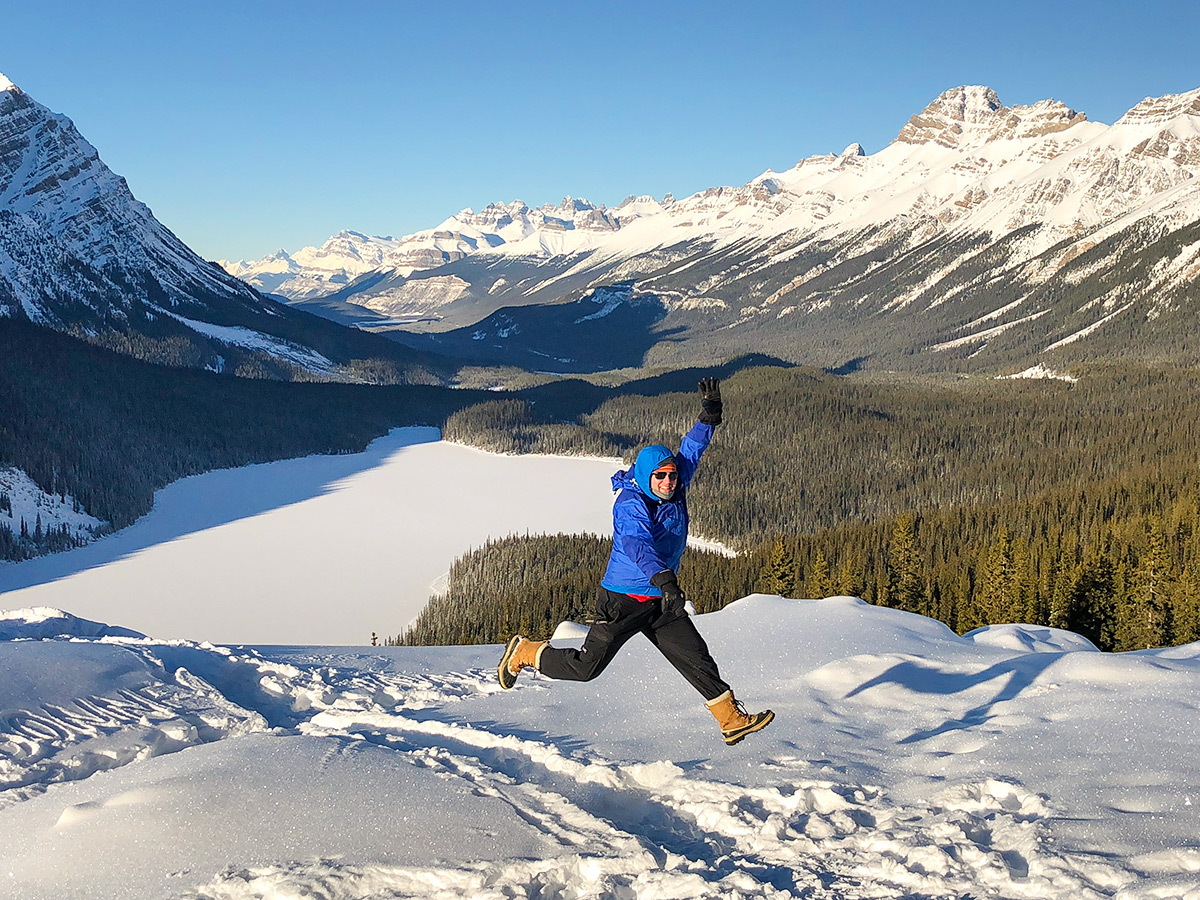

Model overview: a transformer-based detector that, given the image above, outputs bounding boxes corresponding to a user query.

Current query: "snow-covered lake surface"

[2,432,1199,898]
[0,428,622,645]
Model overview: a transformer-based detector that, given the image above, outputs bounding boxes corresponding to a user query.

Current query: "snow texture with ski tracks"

[1,598,1198,899]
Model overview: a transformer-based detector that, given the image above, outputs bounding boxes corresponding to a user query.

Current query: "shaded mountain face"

[246,84,1200,375]
[0,76,449,383]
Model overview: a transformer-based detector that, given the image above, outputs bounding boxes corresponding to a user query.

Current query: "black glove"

[698,377,722,426]
[651,570,687,615]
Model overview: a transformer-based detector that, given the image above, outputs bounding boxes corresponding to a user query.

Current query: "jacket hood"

[617,444,676,498]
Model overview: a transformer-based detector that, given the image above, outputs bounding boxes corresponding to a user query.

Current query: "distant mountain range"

[6,69,1200,379]
[226,84,1200,374]
[0,73,449,383]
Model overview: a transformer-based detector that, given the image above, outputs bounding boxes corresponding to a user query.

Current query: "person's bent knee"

[575,657,609,682]
[539,648,611,683]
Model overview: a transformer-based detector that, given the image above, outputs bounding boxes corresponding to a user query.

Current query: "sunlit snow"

[1,434,1198,898]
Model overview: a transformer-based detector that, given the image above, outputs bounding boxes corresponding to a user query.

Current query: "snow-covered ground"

[0,428,622,645]
[0,467,106,545]
[1,599,1196,899]
[2,431,1198,898]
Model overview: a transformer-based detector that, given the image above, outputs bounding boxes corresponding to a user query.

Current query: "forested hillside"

[0,319,478,559]
[10,311,1200,653]
[0,324,774,562]
[406,365,1200,651]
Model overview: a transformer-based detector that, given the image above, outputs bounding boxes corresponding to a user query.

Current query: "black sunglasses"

[652,471,679,481]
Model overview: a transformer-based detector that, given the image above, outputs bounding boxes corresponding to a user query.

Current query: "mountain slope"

[0,74,451,383]
[250,85,1200,374]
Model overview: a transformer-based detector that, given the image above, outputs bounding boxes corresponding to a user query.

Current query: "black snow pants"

[537,587,731,702]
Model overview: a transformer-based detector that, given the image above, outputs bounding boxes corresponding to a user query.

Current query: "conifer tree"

[837,554,862,598]
[806,550,834,599]
[1048,557,1074,630]
[1171,564,1200,644]
[762,538,797,597]
[1121,530,1172,650]
[1072,554,1117,648]
[973,526,1016,627]
[1012,538,1038,624]
[885,515,925,613]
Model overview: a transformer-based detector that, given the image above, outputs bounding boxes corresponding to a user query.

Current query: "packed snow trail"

[2,598,1198,899]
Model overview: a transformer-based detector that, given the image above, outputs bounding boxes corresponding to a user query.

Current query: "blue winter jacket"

[601,420,713,596]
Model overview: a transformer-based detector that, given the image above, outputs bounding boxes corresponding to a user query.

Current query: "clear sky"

[3,0,1198,263]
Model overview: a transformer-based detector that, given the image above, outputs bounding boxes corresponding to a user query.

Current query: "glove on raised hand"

[651,569,687,615]
[698,377,722,426]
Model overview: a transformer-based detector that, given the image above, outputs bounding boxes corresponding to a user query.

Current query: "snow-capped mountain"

[0,73,447,382]
[254,84,1200,373]
[230,195,665,308]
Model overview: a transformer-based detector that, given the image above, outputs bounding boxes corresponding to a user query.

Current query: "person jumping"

[498,377,774,746]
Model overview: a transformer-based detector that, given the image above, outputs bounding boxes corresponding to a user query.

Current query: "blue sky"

[3,0,1198,262]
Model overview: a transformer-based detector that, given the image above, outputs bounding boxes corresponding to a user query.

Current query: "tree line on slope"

[392,534,761,647]
[393,464,1200,653]
[442,365,1200,546]
[400,364,1200,651]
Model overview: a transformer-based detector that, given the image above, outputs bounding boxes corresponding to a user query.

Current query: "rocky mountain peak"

[0,72,17,94]
[895,86,1005,145]
[545,196,599,215]
[1116,87,1200,127]
[895,86,1089,147]
[994,99,1087,140]
[0,79,251,309]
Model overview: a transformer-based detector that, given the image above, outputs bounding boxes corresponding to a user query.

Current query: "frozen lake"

[0,428,621,644]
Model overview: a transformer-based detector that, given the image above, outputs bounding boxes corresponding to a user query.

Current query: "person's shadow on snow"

[843,653,1060,743]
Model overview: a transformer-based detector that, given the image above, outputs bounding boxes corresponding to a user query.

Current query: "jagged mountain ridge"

[243,84,1200,373]
[223,194,669,304]
[0,73,449,382]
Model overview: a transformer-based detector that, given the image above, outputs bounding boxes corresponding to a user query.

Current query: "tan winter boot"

[497,635,548,689]
[706,690,775,745]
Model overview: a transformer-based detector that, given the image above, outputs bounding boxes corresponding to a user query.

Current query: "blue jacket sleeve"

[676,420,713,489]
[613,492,671,580]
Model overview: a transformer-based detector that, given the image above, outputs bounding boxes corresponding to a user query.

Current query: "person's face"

[650,466,679,499]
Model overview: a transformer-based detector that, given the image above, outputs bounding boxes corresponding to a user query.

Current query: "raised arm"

[677,378,722,488]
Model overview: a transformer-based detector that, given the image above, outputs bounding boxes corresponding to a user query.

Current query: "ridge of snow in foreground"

[2,595,1197,899]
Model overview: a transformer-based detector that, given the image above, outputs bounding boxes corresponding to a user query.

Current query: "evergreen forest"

[400,365,1200,652]
[9,313,1200,654]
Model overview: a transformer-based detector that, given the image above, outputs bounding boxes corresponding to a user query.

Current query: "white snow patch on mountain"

[151,306,336,375]
[1000,363,1079,382]
[1044,301,1137,351]
[0,467,106,543]
[930,308,1049,351]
